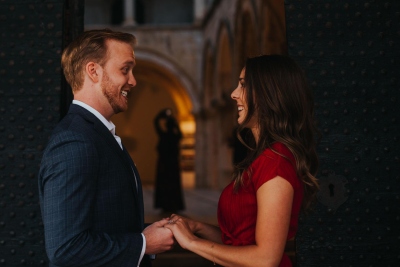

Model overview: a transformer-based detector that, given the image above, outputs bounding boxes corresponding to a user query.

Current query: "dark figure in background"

[154,108,185,213]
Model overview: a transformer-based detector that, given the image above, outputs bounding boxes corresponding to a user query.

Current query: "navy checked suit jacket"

[39,104,151,267]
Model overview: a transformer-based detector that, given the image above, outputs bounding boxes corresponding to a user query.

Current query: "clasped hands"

[142,214,197,255]
[163,214,198,250]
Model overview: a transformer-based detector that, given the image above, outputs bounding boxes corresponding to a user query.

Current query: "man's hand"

[143,218,175,254]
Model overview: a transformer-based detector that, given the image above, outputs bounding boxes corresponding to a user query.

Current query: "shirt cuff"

[137,233,146,267]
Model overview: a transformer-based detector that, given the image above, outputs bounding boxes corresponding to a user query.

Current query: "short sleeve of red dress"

[218,142,303,266]
[252,143,301,193]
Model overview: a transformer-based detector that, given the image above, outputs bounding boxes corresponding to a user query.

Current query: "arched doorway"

[112,53,196,188]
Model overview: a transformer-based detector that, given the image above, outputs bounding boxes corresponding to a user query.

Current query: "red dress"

[218,143,303,267]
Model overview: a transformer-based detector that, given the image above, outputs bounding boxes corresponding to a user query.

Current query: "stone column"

[122,0,136,26]
[194,0,206,25]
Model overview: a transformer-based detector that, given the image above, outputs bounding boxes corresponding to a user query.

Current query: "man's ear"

[86,62,100,83]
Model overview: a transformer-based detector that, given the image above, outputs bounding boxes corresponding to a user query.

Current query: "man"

[38,29,174,266]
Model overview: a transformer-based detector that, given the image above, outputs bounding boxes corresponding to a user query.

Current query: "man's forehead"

[107,40,135,59]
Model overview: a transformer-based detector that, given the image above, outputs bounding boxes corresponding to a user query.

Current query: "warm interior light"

[180,120,196,135]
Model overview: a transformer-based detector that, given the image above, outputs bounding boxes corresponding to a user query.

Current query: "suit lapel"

[122,146,145,229]
[69,105,140,200]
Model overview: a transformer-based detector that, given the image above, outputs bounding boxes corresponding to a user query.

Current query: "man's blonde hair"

[61,29,136,92]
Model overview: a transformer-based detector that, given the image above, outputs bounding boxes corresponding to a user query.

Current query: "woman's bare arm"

[166,176,294,267]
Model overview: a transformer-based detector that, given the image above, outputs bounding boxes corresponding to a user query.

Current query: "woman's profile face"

[231,68,257,129]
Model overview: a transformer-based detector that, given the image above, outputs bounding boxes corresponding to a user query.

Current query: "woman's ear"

[86,62,100,83]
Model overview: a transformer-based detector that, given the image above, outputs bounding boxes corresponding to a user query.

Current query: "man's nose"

[129,73,137,87]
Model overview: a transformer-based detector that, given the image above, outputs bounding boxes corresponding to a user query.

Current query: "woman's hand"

[181,214,201,232]
[164,214,199,250]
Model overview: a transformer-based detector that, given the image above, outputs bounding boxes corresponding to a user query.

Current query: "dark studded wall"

[285,1,400,266]
[0,1,82,265]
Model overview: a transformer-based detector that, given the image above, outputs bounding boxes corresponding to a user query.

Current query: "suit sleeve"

[38,131,143,266]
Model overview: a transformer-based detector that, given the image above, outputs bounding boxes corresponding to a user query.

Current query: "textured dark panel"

[285,0,400,266]
[0,1,64,265]
[60,0,84,118]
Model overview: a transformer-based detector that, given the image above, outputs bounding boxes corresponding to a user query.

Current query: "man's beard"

[101,70,125,114]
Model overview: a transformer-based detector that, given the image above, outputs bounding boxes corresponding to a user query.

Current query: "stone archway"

[112,51,197,188]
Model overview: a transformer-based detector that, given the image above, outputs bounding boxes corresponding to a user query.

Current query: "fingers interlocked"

[166,214,180,225]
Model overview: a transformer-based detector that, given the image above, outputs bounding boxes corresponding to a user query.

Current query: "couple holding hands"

[39,29,318,267]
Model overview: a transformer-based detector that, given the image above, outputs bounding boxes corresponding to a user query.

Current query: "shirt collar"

[72,100,116,133]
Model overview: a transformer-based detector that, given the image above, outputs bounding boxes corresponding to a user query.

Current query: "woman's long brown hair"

[233,55,319,211]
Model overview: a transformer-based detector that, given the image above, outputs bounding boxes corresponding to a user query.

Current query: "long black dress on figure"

[154,110,185,212]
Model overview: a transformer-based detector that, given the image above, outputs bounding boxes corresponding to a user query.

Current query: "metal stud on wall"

[285,0,399,266]
[0,1,65,265]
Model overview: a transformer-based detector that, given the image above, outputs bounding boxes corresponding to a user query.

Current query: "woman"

[165,55,319,266]
[154,108,185,213]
